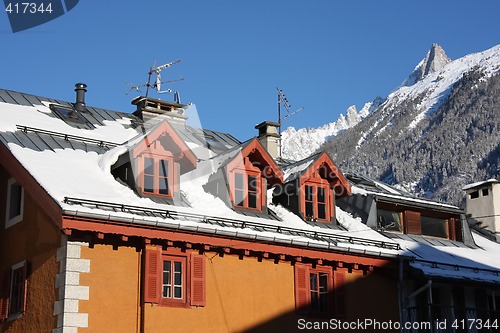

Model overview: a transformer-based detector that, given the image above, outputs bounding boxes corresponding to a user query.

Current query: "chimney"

[255,121,280,160]
[74,83,87,112]
[132,96,188,126]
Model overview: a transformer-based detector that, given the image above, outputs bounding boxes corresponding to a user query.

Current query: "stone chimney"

[255,121,280,160]
[132,96,188,125]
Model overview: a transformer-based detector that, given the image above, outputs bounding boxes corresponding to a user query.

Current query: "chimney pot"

[74,83,87,112]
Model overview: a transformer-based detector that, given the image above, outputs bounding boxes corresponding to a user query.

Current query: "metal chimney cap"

[75,83,87,91]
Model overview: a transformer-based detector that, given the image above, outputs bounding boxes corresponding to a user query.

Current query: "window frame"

[302,180,331,222]
[137,153,174,198]
[5,178,24,229]
[230,168,262,211]
[294,264,345,317]
[1,260,27,321]
[143,247,205,308]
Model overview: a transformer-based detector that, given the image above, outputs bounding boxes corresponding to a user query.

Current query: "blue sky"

[1,1,500,140]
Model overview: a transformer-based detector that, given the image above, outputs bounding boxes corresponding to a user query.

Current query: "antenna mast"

[276,87,304,163]
[125,59,184,102]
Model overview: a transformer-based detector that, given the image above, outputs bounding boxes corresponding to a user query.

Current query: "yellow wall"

[144,254,296,333]
[79,244,141,333]
[0,166,60,333]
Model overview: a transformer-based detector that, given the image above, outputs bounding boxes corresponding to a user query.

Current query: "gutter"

[61,208,410,260]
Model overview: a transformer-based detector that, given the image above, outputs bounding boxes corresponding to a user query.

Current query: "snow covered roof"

[462,178,500,191]
[346,173,462,213]
[2,87,500,283]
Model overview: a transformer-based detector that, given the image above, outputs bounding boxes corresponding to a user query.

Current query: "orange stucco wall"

[0,166,60,333]
[76,241,399,333]
[79,244,141,333]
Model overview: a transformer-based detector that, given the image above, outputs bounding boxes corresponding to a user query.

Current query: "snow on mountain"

[281,98,383,161]
[402,43,451,87]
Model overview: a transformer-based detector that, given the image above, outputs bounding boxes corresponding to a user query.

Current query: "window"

[303,183,331,222]
[470,190,479,199]
[231,170,261,210]
[294,265,345,317]
[144,247,205,307]
[482,188,489,196]
[139,155,173,197]
[421,216,448,238]
[0,261,27,320]
[377,209,402,232]
[5,178,24,229]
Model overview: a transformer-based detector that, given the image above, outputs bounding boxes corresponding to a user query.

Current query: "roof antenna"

[125,59,184,100]
[276,87,304,163]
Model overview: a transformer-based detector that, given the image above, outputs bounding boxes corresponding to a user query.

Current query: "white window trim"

[7,260,27,321]
[5,177,24,229]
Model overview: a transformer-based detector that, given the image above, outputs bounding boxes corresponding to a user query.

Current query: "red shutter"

[0,269,10,320]
[294,265,309,314]
[144,247,161,304]
[190,254,206,306]
[334,271,346,318]
[404,211,421,235]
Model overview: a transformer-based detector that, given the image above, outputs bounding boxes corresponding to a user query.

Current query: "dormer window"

[231,169,261,210]
[303,182,330,222]
[139,154,174,197]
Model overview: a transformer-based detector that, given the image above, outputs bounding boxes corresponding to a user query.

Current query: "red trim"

[132,121,197,173]
[62,215,394,269]
[299,152,351,199]
[0,142,62,227]
[301,180,332,222]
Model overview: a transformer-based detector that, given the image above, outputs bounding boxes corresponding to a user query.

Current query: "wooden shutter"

[0,269,10,320]
[144,247,161,304]
[449,218,462,241]
[190,254,206,306]
[294,265,309,314]
[334,271,346,318]
[404,210,421,235]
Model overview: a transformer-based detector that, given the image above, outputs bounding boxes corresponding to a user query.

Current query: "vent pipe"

[74,83,87,112]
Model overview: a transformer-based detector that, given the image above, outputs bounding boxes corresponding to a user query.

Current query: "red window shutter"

[190,254,206,306]
[334,271,346,318]
[294,265,309,314]
[0,269,10,320]
[404,211,421,235]
[144,247,161,304]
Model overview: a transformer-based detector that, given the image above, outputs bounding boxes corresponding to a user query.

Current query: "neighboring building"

[0,84,500,333]
[463,179,500,236]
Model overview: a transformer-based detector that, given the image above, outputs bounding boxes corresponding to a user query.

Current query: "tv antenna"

[125,59,184,103]
[276,87,304,162]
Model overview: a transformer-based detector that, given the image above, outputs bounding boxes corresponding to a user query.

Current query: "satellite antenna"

[276,87,304,162]
[125,59,184,101]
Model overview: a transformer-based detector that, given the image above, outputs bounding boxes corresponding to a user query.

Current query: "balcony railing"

[403,306,500,333]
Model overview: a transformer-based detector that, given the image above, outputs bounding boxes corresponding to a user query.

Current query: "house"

[1,83,500,333]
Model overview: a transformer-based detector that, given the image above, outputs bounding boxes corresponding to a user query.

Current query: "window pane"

[235,173,244,189]
[319,293,329,313]
[144,157,154,175]
[248,192,257,208]
[163,261,172,298]
[9,182,22,220]
[318,203,326,220]
[144,175,154,193]
[10,267,24,313]
[310,273,318,291]
[235,189,244,207]
[306,202,314,218]
[174,286,182,299]
[159,160,169,177]
[159,177,169,195]
[421,216,448,238]
[377,209,402,231]
[163,285,171,298]
[305,185,313,201]
[319,273,328,292]
[317,187,325,203]
[248,175,257,191]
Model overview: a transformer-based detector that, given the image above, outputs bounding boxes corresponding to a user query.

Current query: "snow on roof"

[2,89,500,279]
[462,178,499,190]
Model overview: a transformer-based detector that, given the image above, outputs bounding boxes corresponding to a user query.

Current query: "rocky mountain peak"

[402,43,451,86]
